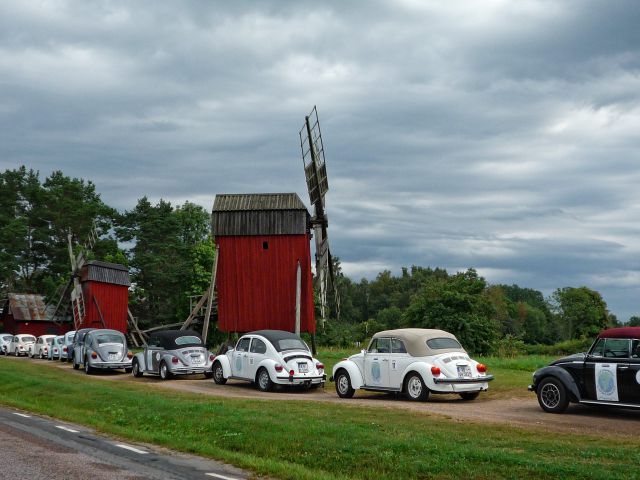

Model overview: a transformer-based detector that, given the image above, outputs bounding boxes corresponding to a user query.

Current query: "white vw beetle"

[212,330,326,391]
[332,328,493,401]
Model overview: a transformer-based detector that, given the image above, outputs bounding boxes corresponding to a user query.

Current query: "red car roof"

[598,327,640,339]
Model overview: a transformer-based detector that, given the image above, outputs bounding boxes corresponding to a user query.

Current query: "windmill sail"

[299,106,340,325]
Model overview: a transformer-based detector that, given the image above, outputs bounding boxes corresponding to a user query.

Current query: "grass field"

[1,356,638,480]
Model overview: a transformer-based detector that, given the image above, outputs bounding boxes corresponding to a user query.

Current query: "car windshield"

[175,336,202,346]
[426,338,462,350]
[95,334,123,346]
[22,336,36,343]
[276,338,309,352]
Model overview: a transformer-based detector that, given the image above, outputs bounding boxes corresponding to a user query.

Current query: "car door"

[388,337,410,389]
[584,338,630,402]
[364,337,391,387]
[246,338,267,380]
[231,338,251,378]
[617,338,640,404]
[146,336,162,372]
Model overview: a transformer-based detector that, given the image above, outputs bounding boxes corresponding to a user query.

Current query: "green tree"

[551,287,609,339]
[628,316,640,327]
[403,269,499,354]
[117,198,212,328]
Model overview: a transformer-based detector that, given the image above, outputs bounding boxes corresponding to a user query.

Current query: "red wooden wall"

[81,282,129,333]
[1,316,70,336]
[216,234,316,333]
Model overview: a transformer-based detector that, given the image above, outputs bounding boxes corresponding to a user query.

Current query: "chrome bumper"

[90,361,132,369]
[276,374,326,385]
[433,375,494,384]
[170,365,211,375]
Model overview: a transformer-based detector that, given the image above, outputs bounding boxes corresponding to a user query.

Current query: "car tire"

[132,359,143,378]
[212,361,227,385]
[73,359,79,370]
[256,367,273,392]
[14,348,19,357]
[537,377,569,413]
[459,392,480,401]
[335,370,355,398]
[404,372,429,401]
[159,361,172,380]
[84,357,93,375]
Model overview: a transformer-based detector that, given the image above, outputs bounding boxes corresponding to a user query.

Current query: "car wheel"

[159,361,172,380]
[84,357,93,375]
[537,377,569,413]
[335,370,355,398]
[132,359,143,378]
[256,367,273,392]
[73,358,79,370]
[14,348,19,357]
[212,361,227,385]
[459,392,480,401]
[404,372,429,401]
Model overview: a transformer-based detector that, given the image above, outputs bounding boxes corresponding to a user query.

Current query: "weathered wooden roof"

[4,294,51,321]
[212,193,310,236]
[213,193,308,212]
[81,261,131,287]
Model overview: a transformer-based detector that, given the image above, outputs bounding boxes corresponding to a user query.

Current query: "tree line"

[0,167,627,352]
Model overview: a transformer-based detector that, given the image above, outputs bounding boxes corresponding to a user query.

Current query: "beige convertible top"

[371,328,466,357]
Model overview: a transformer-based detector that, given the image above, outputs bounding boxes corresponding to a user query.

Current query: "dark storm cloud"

[1,1,640,319]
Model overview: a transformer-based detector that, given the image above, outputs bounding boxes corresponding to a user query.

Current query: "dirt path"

[10,356,640,438]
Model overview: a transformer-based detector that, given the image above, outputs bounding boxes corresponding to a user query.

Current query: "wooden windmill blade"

[300,106,341,324]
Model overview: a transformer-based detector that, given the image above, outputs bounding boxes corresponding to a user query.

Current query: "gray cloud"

[1,0,640,319]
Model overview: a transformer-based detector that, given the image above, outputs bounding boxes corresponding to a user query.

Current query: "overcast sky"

[1,1,639,320]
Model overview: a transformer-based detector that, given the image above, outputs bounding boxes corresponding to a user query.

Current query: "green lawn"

[0,357,638,480]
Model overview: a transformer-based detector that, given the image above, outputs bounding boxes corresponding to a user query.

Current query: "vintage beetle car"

[529,327,640,413]
[332,329,493,401]
[212,330,326,391]
[0,333,13,355]
[71,328,96,369]
[59,330,76,362]
[132,329,214,380]
[31,335,56,359]
[81,329,133,374]
[48,335,64,360]
[8,334,36,357]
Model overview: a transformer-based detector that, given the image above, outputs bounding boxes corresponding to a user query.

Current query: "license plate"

[108,353,118,361]
[191,356,203,364]
[298,363,308,373]
[457,365,472,379]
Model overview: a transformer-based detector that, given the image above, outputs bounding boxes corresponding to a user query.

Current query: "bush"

[492,335,526,358]
[524,337,593,356]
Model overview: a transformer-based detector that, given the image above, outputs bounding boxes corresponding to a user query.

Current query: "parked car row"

[5,324,640,414]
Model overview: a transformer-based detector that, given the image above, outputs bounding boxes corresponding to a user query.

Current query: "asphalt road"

[0,406,249,480]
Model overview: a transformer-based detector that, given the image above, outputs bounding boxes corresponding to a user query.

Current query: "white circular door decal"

[636,370,640,384]
[156,353,161,361]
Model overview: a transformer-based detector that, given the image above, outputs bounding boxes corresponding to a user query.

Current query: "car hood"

[174,347,209,366]
[549,352,586,366]
[430,352,485,379]
[280,349,319,375]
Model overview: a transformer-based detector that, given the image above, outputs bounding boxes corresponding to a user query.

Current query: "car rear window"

[2,336,12,341]
[22,336,36,343]
[426,338,462,350]
[46,338,54,344]
[175,336,202,346]
[95,334,123,346]
[276,338,309,352]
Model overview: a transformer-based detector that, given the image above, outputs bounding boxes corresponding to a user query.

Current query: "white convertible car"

[212,330,326,391]
[331,328,493,401]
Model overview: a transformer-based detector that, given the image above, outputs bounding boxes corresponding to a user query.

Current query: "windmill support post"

[92,296,107,328]
[201,248,219,344]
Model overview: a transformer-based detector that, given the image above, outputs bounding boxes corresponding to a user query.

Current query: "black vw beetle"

[529,327,640,413]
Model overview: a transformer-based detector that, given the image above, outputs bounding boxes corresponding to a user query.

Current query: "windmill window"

[263,241,269,250]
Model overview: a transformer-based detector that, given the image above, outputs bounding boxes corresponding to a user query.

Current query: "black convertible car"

[529,327,640,413]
